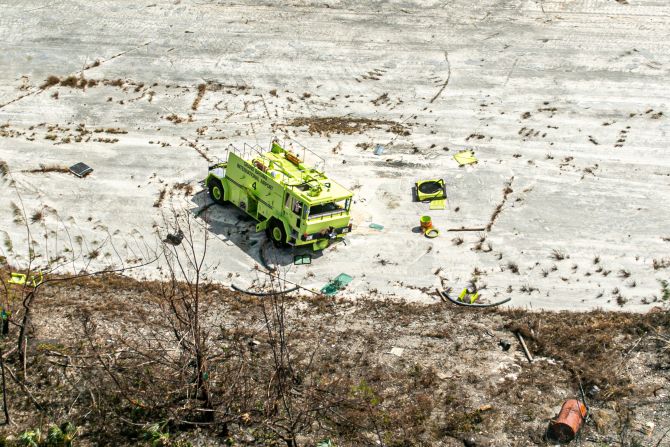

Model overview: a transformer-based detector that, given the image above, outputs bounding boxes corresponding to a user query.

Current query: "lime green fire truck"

[205,140,353,250]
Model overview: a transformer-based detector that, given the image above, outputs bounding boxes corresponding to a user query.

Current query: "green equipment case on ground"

[205,140,353,250]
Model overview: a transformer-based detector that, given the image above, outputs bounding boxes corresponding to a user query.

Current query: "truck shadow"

[189,190,324,269]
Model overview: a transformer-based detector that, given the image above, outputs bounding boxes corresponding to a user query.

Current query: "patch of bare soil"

[288,116,410,136]
[0,268,667,446]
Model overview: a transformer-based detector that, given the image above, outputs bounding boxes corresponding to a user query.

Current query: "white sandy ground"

[0,0,669,311]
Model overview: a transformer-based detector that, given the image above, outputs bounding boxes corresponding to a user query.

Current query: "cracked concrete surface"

[0,0,669,310]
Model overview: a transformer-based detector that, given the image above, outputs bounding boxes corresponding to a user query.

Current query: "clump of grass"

[652,258,670,270]
[105,79,125,87]
[550,249,566,261]
[30,210,44,223]
[506,261,519,274]
[593,255,600,264]
[451,236,463,246]
[173,182,194,196]
[0,160,8,178]
[59,75,79,88]
[618,269,631,278]
[41,75,60,89]
[104,128,128,134]
[153,187,167,208]
[659,280,670,301]
[11,202,24,224]
[4,236,13,252]
[616,295,628,306]
[520,284,538,294]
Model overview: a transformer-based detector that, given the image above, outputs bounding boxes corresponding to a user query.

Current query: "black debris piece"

[164,229,184,246]
[69,162,93,178]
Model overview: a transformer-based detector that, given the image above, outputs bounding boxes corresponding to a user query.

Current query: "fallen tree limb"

[231,284,299,296]
[437,289,511,308]
[514,331,533,364]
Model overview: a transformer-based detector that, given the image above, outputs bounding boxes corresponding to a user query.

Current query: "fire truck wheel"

[208,179,225,205]
[267,219,288,248]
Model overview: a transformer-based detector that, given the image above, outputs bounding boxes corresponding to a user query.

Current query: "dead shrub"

[30,210,44,223]
[549,249,566,261]
[59,75,79,88]
[652,258,670,270]
[192,83,207,110]
[41,75,60,88]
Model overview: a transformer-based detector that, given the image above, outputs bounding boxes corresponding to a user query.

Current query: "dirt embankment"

[0,270,668,446]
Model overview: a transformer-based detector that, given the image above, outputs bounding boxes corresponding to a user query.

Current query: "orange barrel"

[420,216,432,231]
[548,399,587,442]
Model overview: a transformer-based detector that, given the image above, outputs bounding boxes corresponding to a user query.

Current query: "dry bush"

[59,76,79,88]
[549,249,566,261]
[191,83,207,111]
[29,210,43,223]
[40,75,60,89]
[153,187,167,208]
[173,182,194,196]
[505,310,670,398]
[25,164,69,174]
[288,116,409,136]
[104,79,125,87]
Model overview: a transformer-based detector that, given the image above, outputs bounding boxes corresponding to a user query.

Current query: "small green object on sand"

[294,254,312,265]
[429,199,446,210]
[321,273,353,296]
[453,150,477,166]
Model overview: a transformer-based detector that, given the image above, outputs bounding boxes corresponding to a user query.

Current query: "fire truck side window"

[293,200,303,216]
[285,194,302,216]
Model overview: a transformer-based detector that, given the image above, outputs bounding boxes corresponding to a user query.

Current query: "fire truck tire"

[267,219,288,248]
[208,179,226,205]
